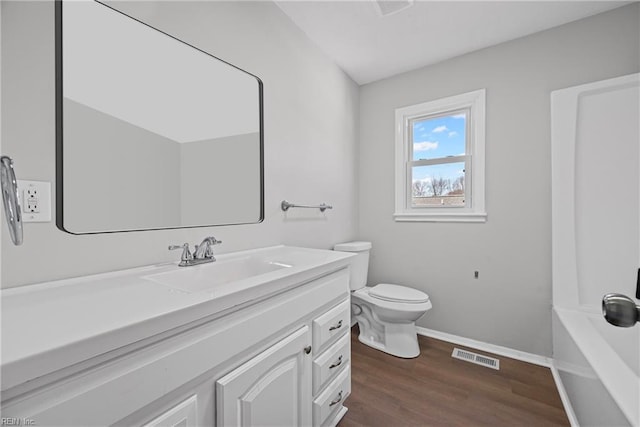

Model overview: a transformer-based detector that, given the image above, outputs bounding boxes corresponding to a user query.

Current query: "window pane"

[411,162,465,207]
[412,111,466,161]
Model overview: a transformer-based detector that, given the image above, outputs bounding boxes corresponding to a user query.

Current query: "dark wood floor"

[339,326,569,427]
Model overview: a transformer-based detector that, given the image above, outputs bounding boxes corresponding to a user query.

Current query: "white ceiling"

[275,1,632,85]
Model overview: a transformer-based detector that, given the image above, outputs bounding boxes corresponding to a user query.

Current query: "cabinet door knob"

[329,320,343,331]
[303,346,312,354]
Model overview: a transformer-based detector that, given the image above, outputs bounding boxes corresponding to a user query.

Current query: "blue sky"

[412,112,466,187]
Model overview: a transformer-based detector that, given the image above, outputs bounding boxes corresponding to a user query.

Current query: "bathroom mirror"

[56,0,263,234]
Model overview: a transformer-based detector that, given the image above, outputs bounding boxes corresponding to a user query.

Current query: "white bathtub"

[552,73,640,427]
[553,308,639,426]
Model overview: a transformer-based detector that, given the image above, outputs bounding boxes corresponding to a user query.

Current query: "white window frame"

[394,89,486,222]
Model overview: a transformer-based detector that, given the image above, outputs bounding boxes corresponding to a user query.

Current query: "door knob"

[602,293,640,327]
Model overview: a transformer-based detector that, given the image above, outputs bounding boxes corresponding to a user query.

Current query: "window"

[394,89,486,222]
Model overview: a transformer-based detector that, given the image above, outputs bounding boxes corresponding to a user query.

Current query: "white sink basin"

[144,246,348,294]
[145,255,293,293]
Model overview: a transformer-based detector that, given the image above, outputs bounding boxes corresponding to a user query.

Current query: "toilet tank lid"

[370,284,430,303]
[334,241,372,252]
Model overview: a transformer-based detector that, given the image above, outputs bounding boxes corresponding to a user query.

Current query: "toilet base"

[356,321,421,358]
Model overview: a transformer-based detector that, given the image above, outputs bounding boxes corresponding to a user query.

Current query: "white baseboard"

[550,362,580,427]
[415,326,552,367]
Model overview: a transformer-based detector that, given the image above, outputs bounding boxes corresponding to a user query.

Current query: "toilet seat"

[369,284,429,304]
[352,287,432,314]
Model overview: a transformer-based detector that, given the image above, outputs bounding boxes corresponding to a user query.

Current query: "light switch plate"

[17,180,52,223]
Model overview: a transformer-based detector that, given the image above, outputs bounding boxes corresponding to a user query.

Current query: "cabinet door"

[216,326,312,426]
[143,395,197,427]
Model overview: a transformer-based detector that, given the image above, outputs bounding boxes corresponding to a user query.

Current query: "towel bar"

[281,200,333,212]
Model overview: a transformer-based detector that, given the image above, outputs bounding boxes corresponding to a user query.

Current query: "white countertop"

[1,245,353,391]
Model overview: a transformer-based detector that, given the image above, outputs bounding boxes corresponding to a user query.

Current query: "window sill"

[393,212,487,223]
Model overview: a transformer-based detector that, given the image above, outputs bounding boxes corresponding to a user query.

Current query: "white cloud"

[448,131,458,137]
[452,113,466,119]
[413,141,438,151]
[432,125,448,133]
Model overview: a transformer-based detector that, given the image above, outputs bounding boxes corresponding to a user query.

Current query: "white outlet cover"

[17,180,52,223]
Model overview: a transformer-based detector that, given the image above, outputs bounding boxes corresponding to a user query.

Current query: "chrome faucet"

[169,236,222,267]
[194,236,222,260]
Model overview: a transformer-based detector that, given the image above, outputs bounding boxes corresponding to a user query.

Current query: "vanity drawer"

[313,364,350,427]
[312,299,350,353]
[312,333,350,395]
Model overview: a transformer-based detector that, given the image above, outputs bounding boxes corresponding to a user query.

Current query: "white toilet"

[334,241,432,358]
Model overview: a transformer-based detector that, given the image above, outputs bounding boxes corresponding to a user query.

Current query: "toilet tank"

[333,241,372,291]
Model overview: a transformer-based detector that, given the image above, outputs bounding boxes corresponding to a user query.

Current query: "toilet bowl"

[334,242,432,358]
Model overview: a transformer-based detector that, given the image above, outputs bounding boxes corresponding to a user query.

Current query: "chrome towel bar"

[1,155,23,245]
[281,200,333,212]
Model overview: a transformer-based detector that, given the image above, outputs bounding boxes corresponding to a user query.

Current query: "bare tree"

[412,180,429,197]
[451,176,465,193]
[429,176,450,197]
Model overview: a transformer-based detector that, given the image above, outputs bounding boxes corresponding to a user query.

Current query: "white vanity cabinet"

[1,259,352,427]
[214,296,351,427]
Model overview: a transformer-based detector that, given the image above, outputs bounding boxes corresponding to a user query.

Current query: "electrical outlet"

[17,180,51,222]
[24,187,40,213]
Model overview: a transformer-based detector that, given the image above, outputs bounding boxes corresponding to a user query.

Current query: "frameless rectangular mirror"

[56,0,264,234]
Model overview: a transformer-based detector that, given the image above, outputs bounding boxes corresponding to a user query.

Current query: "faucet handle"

[168,243,193,261]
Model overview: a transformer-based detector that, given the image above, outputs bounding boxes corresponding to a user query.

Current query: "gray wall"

[63,98,181,232]
[358,3,640,356]
[1,1,359,288]
[180,133,261,226]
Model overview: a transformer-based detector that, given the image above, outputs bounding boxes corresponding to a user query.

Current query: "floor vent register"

[451,347,500,370]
